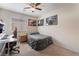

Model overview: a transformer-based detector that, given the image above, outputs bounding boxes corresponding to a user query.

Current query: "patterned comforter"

[27,34,53,51]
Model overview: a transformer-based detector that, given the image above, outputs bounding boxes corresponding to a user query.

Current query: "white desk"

[7,38,17,55]
[0,40,6,56]
[0,38,17,43]
[0,38,17,56]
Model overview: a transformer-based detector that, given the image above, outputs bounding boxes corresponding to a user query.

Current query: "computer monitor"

[0,24,4,33]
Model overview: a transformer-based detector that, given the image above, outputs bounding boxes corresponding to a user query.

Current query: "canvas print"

[28,19,37,26]
[46,15,58,25]
[38,19,44,26]
[32,20,37,26]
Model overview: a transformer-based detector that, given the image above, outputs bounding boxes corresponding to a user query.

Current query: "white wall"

[38,4,79,53]
[0,8,38,35]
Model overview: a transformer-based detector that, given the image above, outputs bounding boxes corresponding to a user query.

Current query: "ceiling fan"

[24,3,42,12]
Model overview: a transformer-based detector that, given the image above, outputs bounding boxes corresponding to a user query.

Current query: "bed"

[27,32,53,51]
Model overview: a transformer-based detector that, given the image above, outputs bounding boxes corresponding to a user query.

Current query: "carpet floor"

[14,43,79,56]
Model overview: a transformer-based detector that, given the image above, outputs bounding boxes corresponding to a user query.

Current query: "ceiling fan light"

[31,8,35,11]
[30,8,36,12]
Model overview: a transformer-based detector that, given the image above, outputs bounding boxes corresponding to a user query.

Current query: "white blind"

[12,18,26,32]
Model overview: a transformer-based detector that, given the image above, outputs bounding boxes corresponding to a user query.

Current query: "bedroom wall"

[0,8,38,35]
[38,4,79,53]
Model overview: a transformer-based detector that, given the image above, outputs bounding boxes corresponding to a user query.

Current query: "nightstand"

[19,35,27,42]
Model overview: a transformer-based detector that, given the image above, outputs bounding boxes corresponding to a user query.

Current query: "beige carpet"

[14,43,79,56]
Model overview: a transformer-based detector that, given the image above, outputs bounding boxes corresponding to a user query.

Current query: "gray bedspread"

[27,34,53,51]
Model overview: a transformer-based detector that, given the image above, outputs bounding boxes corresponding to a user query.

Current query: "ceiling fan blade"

[29,3,41,6]
[35,8,42,11]
[24,7,31,9]
[36,3,41,6]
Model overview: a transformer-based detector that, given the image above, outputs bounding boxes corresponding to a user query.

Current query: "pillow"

[29,32,39,35]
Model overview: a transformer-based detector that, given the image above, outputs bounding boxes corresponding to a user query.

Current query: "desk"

[6,38,17,55]
[0,38,17,43]
[0,38,17,55]
[0,40,6,56]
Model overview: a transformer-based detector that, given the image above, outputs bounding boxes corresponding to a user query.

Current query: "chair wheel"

[11,50,20,54]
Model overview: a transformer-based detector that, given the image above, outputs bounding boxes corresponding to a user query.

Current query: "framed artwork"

[32,20,37,26]
[46,15,58,25]
[28,19,37,26]
[38,19,44,26]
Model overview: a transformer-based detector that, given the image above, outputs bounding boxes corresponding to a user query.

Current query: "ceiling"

[0,3,75,17]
